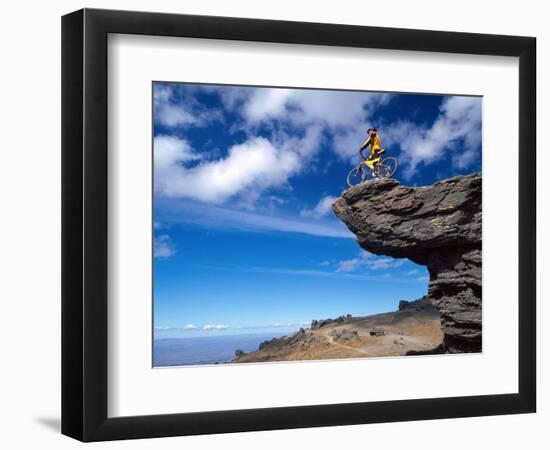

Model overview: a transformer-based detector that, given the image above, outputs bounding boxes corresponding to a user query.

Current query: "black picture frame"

[62,8,536,442]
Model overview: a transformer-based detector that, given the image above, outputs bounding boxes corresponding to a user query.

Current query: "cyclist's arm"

[359,137,371,156]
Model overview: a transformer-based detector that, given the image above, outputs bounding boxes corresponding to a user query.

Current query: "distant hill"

[231,297,443,364]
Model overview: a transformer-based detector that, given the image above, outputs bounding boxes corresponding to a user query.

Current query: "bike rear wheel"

[347,165,366,187]
[378,157,398,178]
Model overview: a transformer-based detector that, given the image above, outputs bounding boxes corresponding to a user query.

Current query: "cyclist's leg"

[364,158,377,177]
[371,154,381,171]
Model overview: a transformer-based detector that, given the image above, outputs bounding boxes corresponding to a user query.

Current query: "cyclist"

[359,128,385,175]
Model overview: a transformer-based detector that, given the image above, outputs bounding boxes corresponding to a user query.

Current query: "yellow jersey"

[361,134,382,155]
[369,134,382,153]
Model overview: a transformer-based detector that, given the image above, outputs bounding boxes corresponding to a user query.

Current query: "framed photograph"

[62,8,536,441]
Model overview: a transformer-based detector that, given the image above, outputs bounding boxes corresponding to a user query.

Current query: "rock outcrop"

[398,296,437,313]
[310,314,353,330]
[333,173,482,353]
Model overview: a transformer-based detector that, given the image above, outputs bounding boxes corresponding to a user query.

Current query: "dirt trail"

[321,330,372,356]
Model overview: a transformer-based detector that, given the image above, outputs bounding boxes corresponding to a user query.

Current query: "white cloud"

[154,326,174,331]
[154,234,175,258]
[214,86,392,162]
[155,136,297,202]
[237,321,311,330]
[300,195,338,218]
[228,266,410,283]
[154,84,223,128]
[383,96,482,178]
[331,122,371,162]
[154,128,323,205]
[155,135,200,169]
[243,88,293,122]
[336,257,363,273]
[157,199,353,239]
[156,102,198,128]
[203,324,230,330]
[295,90,390,128]
[239,88,391,129]
[406,269,419,276]
[183,324,198,330]
[154,85,199,127]
[336,251,405,272]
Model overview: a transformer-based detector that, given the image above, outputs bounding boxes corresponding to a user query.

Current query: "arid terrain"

[231,298,444,363]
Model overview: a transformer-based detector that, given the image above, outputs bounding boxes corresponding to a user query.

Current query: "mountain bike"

[346,151,398,187]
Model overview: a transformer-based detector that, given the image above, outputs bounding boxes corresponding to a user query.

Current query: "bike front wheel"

[378,157,398,178]
[347,165,366,187]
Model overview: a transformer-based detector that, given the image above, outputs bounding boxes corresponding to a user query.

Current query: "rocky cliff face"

[333,173,482,353]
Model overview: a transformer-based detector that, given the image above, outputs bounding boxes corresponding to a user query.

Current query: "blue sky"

[152,82,482,338]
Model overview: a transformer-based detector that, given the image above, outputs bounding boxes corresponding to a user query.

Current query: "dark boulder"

[370,327,385,336]
[330,328,359,343]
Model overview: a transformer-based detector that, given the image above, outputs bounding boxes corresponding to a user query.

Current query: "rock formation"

[333,173,482,353]
[310,314,353,330]
[398,296,437,313]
